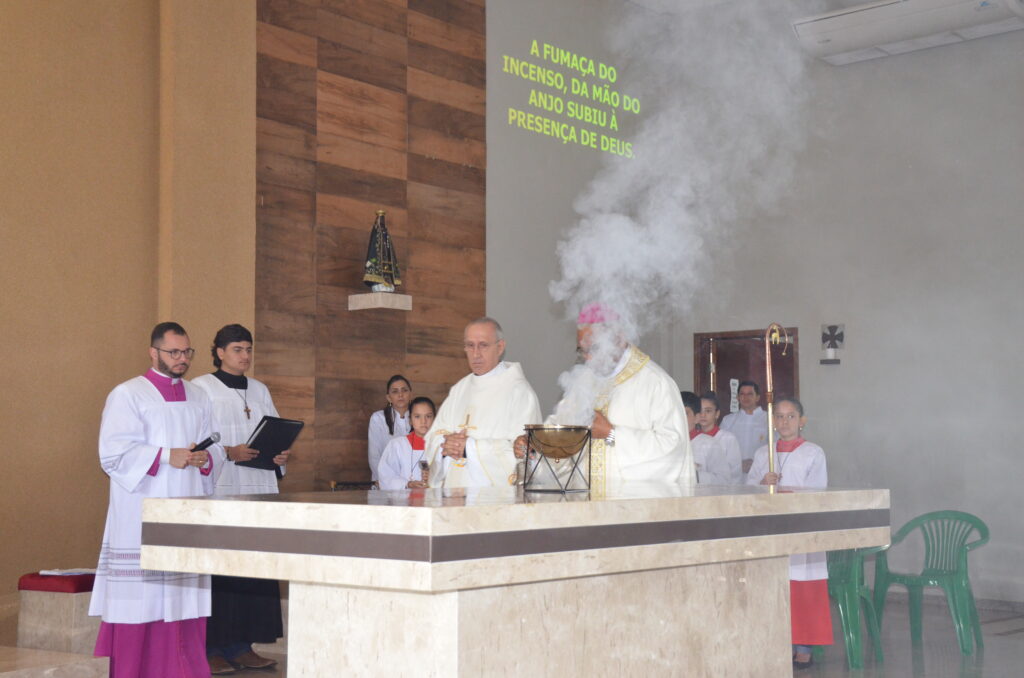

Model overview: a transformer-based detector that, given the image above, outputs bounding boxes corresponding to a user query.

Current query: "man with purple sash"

[89,322,216,677]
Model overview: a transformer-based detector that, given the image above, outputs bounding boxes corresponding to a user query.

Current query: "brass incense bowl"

[524,425,591,460]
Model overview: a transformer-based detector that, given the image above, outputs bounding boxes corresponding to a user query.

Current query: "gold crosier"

[590,346,650,498]
[763,323,790,489]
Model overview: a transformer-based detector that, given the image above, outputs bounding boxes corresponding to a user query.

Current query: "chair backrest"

[827,549,860,586]
[892,510,990,574]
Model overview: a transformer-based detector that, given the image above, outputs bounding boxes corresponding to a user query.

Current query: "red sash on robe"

[407,432,425,450]
[777,437,805,453]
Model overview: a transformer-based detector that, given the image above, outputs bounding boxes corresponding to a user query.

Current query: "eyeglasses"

[152,346,196,360]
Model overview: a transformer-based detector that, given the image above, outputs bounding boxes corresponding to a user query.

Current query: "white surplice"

[378,435,428,490]
[367,408,410,483]
[746,440,828,580]
[89,375,215,624]
[721,407,768,462]
[696,428,742,484]
[427,362,542,488]
[192,373,284,496]
[553,346,694,487]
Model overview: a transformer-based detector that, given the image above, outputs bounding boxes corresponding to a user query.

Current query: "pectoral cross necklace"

[233,388,251,419]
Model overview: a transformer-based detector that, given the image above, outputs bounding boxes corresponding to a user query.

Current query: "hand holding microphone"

[168,432,220,468]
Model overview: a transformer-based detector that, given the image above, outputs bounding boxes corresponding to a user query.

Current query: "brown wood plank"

[258,0,319,35]
[318,131,407,181]
[407,68,484,116]
[257,150,316,191]
[317,162,408,208]
[408,153,485,195]
[257,54,316,133]
[406,293,483,333]
[409,0,484,34]
[314,438,378,483]
[255,339,317,378]
[405,324,465,355]
[318,70,407,151]
[317,193,409,235]
[316,8,408,61]
[401,263,485,305]
[256,219,316,314]
[408,40,484,89]
[407,181,484,222]
[407,10,484,61]
[408,97,484,142]
[319,0,408,34]
[256,182,315,231]
[258,21,317,68]
[317,37,407,93]
[408,125,485,169]
[316,378,395,440]
[406,208,482,250]
[317,343,407,381]
[257,374,316,415]
[259,118,316,161]
[403,351,471,386]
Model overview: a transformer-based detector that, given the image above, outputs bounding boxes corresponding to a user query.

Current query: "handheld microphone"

[191,432,221,451]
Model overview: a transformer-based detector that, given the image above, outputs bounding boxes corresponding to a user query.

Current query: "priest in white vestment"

[90,322,215,678]
[193,324,286,673]
[546,305,695,489]
[428,318,542,488]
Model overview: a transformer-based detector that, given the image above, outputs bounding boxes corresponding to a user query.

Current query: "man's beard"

[158,355,189,378]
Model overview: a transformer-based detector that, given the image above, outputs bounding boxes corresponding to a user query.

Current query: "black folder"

[237,415,304,470]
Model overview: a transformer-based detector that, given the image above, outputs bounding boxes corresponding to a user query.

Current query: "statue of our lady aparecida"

[362,209,402,292]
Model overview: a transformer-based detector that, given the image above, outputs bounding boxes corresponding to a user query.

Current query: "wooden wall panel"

[257,0,485,489]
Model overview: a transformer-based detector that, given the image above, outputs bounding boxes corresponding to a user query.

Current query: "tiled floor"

[215,597,1024,677]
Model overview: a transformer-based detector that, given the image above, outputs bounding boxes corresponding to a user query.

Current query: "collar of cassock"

[407,432,425,450]
[213,369,247,389]
[703,426,720,438]
[777,437,805,453]
[689,428,700,440]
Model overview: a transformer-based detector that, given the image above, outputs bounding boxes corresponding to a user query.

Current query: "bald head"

[463,317,506,375]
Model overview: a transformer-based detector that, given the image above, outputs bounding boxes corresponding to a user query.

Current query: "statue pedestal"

[142,484,889,676]
[347,292,412,311]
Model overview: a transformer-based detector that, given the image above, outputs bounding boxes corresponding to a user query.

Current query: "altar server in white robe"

[695,392,743,484]
[540,305,695,489]
[366,375,412,486]
[192,324,288,673]
[746,397,832,667]
[428,317,542,488]
[378,396,435,490]
[721,380,768,475]
[90,322,215,678]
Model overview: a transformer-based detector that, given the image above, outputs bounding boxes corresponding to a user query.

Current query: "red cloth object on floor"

[95,618,209,678]
[790,579,833,646]
[18,572,95,594]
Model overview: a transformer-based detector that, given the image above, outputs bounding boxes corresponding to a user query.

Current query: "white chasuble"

[427,362,542,488]
[192,373,284,496]
[596,347,695,488]
[89,375,215,624]
[746,440,828,581]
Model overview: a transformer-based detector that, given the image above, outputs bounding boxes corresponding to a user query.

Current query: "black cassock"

[207,575,283,647]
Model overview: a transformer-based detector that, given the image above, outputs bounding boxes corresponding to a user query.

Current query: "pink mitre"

[577,303,620,325]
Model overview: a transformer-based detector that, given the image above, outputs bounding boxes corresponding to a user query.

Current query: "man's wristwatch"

[605,428,616,447]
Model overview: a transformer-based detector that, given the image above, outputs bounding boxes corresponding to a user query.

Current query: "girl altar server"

[746,397,832,670]
[378,397,435,490]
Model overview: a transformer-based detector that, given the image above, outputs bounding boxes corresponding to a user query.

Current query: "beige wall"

[0,0,254,643]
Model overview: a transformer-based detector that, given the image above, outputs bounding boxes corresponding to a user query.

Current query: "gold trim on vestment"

[590,346,650,497]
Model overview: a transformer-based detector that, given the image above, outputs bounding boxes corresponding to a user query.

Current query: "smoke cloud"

[549,0,815,422]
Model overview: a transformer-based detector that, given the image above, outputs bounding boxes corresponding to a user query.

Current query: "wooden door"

[693,329,799,417]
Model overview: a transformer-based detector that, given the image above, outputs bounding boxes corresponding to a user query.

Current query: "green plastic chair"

[873,510,989,656]
[827,546,886,669]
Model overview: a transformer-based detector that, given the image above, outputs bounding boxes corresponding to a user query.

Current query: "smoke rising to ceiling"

[548,0,816,422]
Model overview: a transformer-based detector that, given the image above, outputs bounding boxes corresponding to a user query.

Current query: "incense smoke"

[550,0,816,422]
